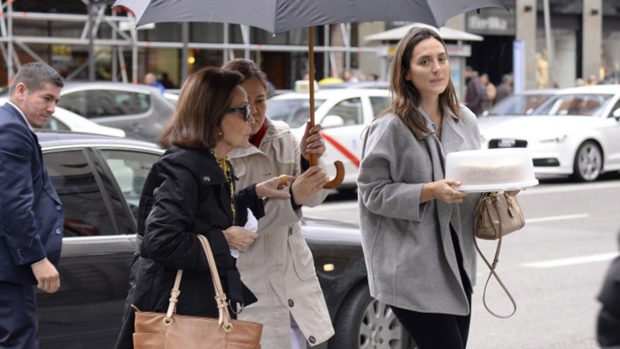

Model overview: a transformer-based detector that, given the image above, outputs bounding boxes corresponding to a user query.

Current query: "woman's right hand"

[222,226,257,251]
[422,179,468,204]
[291,166,329,206]
[256,176,294,199]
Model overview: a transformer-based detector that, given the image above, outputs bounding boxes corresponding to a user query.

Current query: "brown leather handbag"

[132,234,262,349]
[474,191,525,240]
[473,191,525,318]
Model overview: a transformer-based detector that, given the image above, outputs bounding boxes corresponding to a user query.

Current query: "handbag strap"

[196,234,233,328]
[473,200,517,318]
[162,235,233,330]
[164,270,183,321]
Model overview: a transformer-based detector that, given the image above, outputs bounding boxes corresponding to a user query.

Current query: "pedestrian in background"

[143,72,165,94]
[357,27,481,349]
[464,66,486,116]
[480,73,496,110]
[222,59,334,349]
[596,231,620,348]
[494,74,513,104]
[114,67,292,349]
[0,62,65,349]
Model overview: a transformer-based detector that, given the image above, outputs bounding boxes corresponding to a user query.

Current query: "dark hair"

[386,27,460,139]
[221,59,268,89]
[9,62,64,95]
[160,67,243,149]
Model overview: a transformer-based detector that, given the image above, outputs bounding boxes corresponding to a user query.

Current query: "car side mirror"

[613,108,620,121]
[321,115,345,128]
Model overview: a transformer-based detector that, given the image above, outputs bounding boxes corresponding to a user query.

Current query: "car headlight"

[539,135,567,143]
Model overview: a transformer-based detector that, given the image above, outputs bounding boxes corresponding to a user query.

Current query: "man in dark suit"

[0,62,65,348]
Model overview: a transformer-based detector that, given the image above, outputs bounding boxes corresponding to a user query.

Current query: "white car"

[46,107,126,137]
[483,89,557,117]
[0,97,125,137]
[269,89,390,189]
[478,85,620,181]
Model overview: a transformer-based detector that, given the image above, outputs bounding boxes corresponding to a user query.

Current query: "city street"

[305,175,620,349]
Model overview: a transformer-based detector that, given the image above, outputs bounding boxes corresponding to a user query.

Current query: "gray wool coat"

[357,105,481,316]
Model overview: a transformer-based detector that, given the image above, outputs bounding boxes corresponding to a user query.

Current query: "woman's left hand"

[256,175,294,198]
[301,122,326,160]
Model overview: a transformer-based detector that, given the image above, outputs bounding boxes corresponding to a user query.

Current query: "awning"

[365,23,483,42]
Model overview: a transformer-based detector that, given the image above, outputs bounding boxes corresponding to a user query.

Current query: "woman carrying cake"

[357,27,481,348]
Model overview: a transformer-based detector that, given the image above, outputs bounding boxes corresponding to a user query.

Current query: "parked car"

[36,130,413,349]
[478,85,620,181]
[55,82,175,142]
[163,88,180,105]
[45,107,125,137]
[268,89,391,189]
[482,89,557,117]
[0,97,125,137]
[319,81,390,90]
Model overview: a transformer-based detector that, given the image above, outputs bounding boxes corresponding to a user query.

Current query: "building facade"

[455,0,620,89]
[1,0,619,91]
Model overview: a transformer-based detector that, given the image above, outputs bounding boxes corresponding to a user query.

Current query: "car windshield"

[487,93,554,116]
[534,93,614,117]
[268,98,326,128]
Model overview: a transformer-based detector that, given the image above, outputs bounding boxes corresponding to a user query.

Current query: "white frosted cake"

[445,148,538,192]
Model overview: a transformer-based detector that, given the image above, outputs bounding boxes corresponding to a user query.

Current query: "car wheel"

[572,141,603,181]
[330,285,416,349]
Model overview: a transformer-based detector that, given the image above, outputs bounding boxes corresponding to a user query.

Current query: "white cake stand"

[456,179,540,193]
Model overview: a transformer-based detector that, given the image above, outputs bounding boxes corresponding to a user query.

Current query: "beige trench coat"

[229,119,334,348]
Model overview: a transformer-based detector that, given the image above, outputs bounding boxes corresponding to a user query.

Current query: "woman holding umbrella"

[222,59,334,349]
[358,27,481,348]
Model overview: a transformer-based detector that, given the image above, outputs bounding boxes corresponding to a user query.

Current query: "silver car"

[57,82,175,142]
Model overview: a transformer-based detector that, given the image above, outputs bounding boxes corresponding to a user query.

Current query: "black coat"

[115,146,264,349]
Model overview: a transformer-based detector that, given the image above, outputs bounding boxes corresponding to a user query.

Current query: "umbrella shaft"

[308,27,318,166]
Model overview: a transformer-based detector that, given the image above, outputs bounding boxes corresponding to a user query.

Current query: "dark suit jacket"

[0,103,64,285]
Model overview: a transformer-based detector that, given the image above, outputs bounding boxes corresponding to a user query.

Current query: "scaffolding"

[0,0,379,86]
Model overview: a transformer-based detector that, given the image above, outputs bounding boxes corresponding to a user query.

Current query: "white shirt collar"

[7,101,34,132]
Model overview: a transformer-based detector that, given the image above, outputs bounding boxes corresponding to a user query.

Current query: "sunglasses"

[224,105,251,122]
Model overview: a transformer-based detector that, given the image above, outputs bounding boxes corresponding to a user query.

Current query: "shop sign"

[466,9,515,36]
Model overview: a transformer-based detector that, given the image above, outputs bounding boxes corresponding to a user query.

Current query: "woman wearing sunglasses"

[114,67,293,349]
[222,59,333,349]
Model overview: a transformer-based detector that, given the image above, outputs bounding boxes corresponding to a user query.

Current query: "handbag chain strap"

[473,194,517,318]
[163,235,234,331]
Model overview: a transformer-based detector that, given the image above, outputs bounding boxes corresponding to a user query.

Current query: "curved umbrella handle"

[309,154,345,189]
[323,160,345,189]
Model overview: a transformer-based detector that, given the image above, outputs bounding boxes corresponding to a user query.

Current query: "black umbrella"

[114,0,508,188]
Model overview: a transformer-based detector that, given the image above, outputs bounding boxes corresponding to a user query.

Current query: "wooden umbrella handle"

[308,27,345,189]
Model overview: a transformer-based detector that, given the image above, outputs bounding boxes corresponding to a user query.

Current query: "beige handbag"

[473,191,525,318]
[132,234,262,349]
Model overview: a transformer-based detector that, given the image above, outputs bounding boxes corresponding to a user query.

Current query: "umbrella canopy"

[114,0,508,188]
[365,23,484,43]
[115,0,507,34]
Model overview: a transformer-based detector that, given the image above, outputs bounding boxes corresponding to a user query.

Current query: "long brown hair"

[386,27,460,139]
[160,67,243,149]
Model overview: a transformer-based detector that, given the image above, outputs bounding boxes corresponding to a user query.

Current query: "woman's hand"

[421,179,468,204]
[291,166,329,206]
[300,122,326,161]
[256,176,294,198]
[222,226,257,251]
